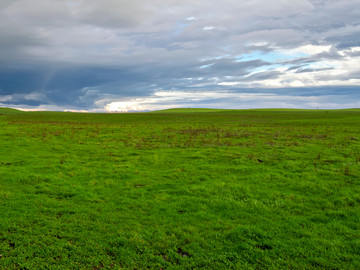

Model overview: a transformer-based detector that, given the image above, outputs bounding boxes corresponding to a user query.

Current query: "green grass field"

[1,108,360,269]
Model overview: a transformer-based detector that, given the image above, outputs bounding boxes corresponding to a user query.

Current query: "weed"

[59,155,66,164]
[344,166,350,175]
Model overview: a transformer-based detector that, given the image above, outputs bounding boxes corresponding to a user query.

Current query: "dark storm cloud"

[0,63,159,107]
[327,31,360,49]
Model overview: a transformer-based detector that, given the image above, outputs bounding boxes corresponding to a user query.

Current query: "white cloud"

[290,44,332,55]
[105,101,143,112]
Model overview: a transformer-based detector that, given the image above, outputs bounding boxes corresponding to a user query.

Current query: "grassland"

[0,108,359,269]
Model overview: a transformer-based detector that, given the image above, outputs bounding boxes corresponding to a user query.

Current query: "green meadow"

[1,108,360,269]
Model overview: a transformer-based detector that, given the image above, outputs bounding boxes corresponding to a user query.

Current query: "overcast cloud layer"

[1,0,360,111]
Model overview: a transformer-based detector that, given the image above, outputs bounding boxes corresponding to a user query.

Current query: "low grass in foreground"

[1,108,360,269]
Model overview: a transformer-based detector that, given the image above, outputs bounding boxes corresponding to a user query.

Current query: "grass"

[0,108,360,269]
[0,108,23,115]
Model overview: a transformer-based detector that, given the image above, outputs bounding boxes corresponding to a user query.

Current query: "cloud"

[0,0,360,111]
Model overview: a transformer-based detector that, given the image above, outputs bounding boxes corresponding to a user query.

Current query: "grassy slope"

[0,109,360,269]
[0,108,24,115]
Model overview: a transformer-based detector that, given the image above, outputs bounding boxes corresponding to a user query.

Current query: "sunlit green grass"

[1,108,360,269]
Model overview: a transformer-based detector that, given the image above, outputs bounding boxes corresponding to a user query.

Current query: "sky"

[1,0,360,112]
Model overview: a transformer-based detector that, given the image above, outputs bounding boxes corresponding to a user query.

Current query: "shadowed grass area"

[1,108,360,269]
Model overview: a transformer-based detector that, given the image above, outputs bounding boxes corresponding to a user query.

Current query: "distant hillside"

[149,108,315,113]
[150,108,360,114]
[0,107,23,115]
[149,108,228,113]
